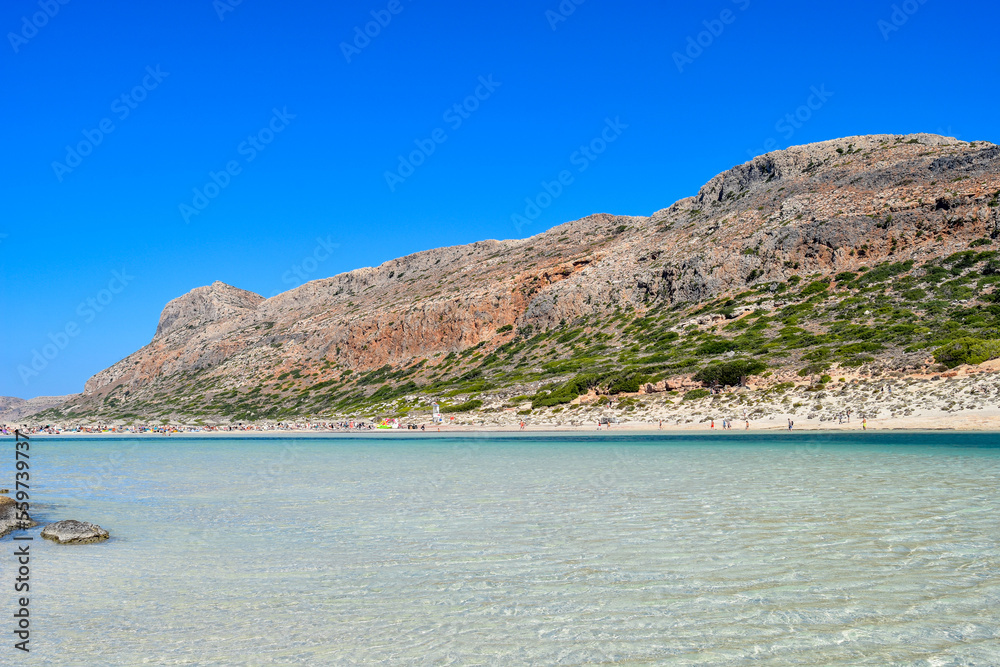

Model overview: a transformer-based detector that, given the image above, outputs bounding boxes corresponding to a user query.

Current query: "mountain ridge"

[33,132,1000,425]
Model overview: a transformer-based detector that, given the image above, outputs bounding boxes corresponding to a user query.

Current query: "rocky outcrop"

[41,520,110,544]
[154,281,265,342]
[52,133,1000,419]
[0,496,36,538]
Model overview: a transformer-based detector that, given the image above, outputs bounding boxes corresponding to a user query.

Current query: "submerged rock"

[0,496,37,538]
[41,520,110,544]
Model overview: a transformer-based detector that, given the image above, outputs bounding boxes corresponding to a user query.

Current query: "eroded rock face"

[59,133,1000,416]
[155,281,265,342]
[41,520,110,544]
[0,496,36,538]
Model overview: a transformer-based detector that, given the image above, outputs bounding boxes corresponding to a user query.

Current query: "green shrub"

[838,341,884,355]
[936,281,974,300]
[835,271,857,283]
[692,359,767,387]
[441,399,483,413]
[530,373,602,408]
[799,279,831,297]
[683,389,710,401]
[933,337,1000,368]
[859,260,914,285]
[923,265,950,284]
[605,373,645,394]
[496,324,513,333]
[943,251,979,271]
[696,340,737,356]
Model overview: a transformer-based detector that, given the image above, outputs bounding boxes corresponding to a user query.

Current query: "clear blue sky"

[1,0,997,399]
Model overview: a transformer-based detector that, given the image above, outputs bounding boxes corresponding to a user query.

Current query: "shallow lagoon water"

[3,432,1000,665]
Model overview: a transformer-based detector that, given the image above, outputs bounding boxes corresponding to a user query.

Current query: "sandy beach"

[9,369,1000,435]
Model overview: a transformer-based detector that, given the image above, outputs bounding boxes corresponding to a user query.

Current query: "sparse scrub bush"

[693,359,767,387]
[933,337,1000,368]
[683,389,710,401]
[440,399,483,413]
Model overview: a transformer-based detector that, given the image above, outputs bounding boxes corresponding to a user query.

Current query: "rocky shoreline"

[2,495,108,544]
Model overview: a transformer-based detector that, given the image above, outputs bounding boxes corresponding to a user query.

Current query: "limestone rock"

[0,496,36,538]
[41,520,110,545]
[154,281,264,342]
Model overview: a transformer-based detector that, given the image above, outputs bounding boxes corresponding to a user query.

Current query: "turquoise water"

[3,433,1000,665]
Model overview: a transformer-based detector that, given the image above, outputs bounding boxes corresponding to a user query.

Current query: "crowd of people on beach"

[0,420,445,435]
[2,404,889,437]
[3,414,883,435]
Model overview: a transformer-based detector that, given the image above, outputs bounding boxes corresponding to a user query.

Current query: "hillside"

[35,133,1000,426]
[1,395,79,424]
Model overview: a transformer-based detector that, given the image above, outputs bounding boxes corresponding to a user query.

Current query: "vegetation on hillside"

[34,239,1000,425]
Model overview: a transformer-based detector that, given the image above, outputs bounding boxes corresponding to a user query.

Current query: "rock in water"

[41,520,110,544]
[0,496,37,538]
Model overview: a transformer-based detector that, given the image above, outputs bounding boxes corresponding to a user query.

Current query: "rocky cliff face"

[49,133,1000,422]
[154,281,264,342]
[0,395,78,423]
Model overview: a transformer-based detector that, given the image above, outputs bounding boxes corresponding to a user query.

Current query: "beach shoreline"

[8,370,1000,436]
[11,414,1000,435]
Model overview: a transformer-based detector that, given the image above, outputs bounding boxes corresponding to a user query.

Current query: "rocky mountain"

[39,133,1000,424]
[0,395,78,424]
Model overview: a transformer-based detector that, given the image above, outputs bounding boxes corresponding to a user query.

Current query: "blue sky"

[1,0,997,399]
